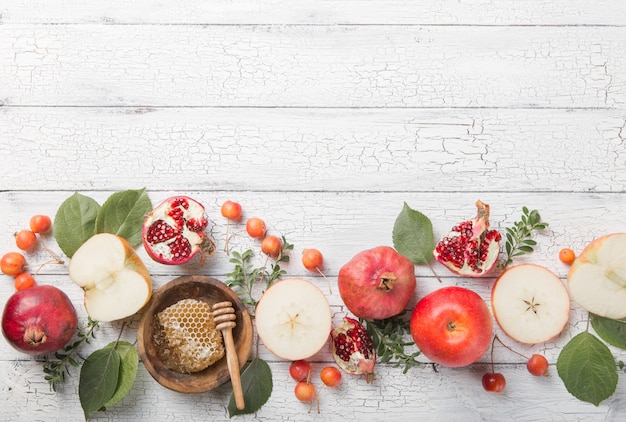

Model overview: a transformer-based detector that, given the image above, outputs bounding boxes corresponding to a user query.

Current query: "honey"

[155,298,225,373]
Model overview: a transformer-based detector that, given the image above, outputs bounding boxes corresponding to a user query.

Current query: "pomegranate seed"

[146,221,179,243]
[168,235,192,258]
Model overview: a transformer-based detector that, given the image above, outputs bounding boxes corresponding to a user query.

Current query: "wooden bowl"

[137,275,253,393]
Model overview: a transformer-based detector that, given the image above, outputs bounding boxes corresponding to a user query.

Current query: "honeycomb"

[155,298,225,373]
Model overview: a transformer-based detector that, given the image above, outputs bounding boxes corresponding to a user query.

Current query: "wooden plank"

[1,191,625,369]
[2,359,624,421]
[1,107,624,192]
[1,1,625,25]
[1,25,624,107]
[2,189,624,278]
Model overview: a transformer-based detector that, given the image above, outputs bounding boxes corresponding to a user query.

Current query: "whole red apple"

[338,246,416,320]
[410,286,492,367]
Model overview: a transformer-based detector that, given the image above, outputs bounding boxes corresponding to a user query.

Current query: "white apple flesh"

[255,278,331,361]
[568,233,626,320]
[69,233,152,322]
[491,264,570,344]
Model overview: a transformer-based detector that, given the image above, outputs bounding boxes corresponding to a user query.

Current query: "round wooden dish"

[137,275,253,393]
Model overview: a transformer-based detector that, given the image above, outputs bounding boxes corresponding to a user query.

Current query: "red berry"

[527,354,549,376]
[29,215,52,234]
[482,373,506,393]
[14,273,36,291]
[294,381,316,402]
[558,248,576,265]
[261,235,282,258]
[302,248,324,272]
[1,252,26,276]
[320,366,342,387]
[221,200,242,221]
[246,217,266,239]
[15,230,37,251]
[289,360,312,382]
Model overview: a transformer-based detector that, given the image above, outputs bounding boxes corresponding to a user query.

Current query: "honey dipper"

[212,301,245,410]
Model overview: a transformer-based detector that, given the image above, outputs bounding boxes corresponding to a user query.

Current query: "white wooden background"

[1,1,625,421]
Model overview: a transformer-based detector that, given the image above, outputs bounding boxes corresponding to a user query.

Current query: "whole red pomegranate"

[330,317,376,383]
[142,195,216,265]
[338,246,416,320]
[433,200,501,277]
[2,285,78,355]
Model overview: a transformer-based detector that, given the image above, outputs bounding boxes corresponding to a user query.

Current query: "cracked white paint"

[1,108,624,192]
[0,26,624,107]
[1,1,626,421]
[0,1,626,25]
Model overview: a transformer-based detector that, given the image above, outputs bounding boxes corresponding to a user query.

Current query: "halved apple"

[255,278,331,360]
[568,233,626,320]
[491,264,570,344]
[68,233,152,322]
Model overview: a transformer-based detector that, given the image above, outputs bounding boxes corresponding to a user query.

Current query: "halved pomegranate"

[142,196,216,265]
[433,200,501,277]
[330,317,376,383]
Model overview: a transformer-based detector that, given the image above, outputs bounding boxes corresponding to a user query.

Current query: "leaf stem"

[498,207,548,269]
[362,313,422,374]
[427,260,444,283]
[43,318,100,391]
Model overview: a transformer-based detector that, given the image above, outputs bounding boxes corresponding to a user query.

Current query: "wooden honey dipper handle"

[212,301,245,410]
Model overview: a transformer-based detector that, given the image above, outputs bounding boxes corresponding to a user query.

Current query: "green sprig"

[43,317,100,391]
[225,235,293,311]
[499,206,548,269]
[362,313,421,374]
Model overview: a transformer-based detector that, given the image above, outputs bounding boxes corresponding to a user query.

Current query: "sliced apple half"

[69,233,152,322]
[491,264,570,344]
[255,277,332,360]
[568,233,626,320]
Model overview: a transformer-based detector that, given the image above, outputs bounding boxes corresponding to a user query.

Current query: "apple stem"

[490,336,497,374]
[493,334,530,360]
[316,267,332,294]
[26,239,65,275]
[307,385,320,414]
[40,239,64,264]
[223,229,246,255]
[223,220,231,253]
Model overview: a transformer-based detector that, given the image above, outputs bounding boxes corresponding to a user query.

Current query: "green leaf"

[557,332,618,406]
[79,346,121,418]
[103,342,139,409]
[228,358,273,417]
[392,202,434,265]
[95,188,152,247]
[54,192,101,258]
[591,313,626,350]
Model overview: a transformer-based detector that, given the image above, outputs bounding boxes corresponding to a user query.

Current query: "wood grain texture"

[1,25,624,108]
[1,1,626,25]
[1,1,625,421]
[1,108,625,192]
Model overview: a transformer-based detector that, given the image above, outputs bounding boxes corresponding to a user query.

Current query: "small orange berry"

[14,273,36,290]
[15,230,37,251]
[246,217,266,239]
[559,248,576,265]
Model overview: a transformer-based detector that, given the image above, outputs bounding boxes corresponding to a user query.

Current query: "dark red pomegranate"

[433,200,501,277]
[2,285,78,355]
[330,317,376,383]
[142,195,216,265]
